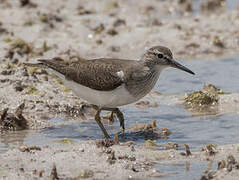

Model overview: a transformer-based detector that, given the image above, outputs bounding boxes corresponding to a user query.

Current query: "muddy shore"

[1,0,239,179]
[1,141,239,180]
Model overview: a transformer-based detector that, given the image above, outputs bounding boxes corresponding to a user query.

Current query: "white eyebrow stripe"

[116,70,124,79]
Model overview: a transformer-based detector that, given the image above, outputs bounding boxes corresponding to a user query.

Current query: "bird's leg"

[114,108,125,131]
[108,111,115,125]
[93,106,111,139]
[101,107,125,131]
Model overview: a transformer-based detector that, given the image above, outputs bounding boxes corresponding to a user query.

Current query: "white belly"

[51,70,142,108]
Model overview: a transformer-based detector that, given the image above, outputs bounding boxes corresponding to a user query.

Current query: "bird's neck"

[155,64,167,74]
[126,63,162,98]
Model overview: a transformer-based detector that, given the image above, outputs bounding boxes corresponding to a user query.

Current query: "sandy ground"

[0,141,239,180]
[0,0,239,61]
[1,0,239,179]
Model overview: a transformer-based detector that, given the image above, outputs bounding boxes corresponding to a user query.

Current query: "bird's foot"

[101,107,125,131]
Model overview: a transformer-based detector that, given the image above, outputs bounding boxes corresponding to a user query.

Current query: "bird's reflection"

[0,130,29,151]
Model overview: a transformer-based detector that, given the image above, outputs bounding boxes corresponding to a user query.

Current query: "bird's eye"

[157,53,164,59]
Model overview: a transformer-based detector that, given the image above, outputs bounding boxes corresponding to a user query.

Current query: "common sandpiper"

[25,46,195,139]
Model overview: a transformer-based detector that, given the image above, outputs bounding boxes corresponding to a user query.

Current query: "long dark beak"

[169,59,195,75]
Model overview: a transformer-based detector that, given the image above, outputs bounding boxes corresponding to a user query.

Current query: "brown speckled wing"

[38,58,137,91]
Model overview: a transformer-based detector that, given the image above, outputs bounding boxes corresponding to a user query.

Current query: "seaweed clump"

[0,103,29,130]
[39,13,63,28]
[201,144,218,156]
[185,91,218,106]
[127,120,171,140]
[201,154,239,179]
[10,38,33,56]
[200,0,226,13]
[4,38,52,59]
[184,84,224,113]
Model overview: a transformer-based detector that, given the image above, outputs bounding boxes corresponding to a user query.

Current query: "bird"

[24,46,195,139]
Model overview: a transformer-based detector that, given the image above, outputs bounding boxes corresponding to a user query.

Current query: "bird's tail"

[23,62,45,68]
[24,57,68,75]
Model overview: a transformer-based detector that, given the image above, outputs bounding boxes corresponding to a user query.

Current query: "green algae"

[184,84,226,111]
[56,138,74,144]
[26,86,44,97]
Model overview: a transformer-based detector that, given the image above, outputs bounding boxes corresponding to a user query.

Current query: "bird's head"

[142,46,195,75]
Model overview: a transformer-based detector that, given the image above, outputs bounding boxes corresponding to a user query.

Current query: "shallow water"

[1,56,239,179]
[158,57,239,94]
[164,0,239,19]
[193,0,239,13]
[153,160,217,180]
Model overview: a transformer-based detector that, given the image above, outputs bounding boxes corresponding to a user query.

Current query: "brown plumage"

[35,57,144,91]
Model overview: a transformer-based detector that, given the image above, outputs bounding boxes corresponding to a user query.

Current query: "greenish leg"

[93,107,111,139]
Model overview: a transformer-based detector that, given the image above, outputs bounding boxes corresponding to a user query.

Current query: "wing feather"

[38,58,139,91]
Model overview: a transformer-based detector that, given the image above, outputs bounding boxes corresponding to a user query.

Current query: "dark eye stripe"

[164,56,170,60]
